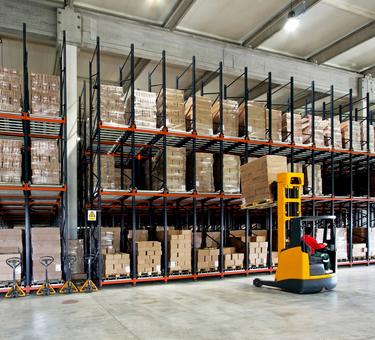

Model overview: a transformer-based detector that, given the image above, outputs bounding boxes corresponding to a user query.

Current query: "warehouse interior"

[0,0,375,339]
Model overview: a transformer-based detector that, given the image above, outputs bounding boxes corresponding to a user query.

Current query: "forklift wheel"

[253,278,263,287]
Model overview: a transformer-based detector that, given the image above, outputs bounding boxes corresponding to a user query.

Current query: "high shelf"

[78,38,375,288]
[0,25,68,293]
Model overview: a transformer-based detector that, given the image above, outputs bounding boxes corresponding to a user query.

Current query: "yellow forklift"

[253,173,337,293]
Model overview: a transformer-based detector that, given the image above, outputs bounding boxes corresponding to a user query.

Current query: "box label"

[87,210,97,222]
[55,264,61,272]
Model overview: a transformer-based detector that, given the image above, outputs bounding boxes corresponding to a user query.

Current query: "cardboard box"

[0,228,23,252]
[100,85,126,125]
[304,164,323,196]
[265,109,282,142]
[125,90,157,128]
[157,88,185,131]
[341,120,361,151]
[136,241,161,274]
[282,112,303,144]
[185,96,213,135]
[103,252,130,277]
[0,67,22,113]
[238,101,266,139]
[196,248,219,271]
[302,115,325,147]
[212,99,239,136]
[0,139,22,183]
[240,155,287,206]
[214,154,240,193]
[323,117,343,149]
[360,121,375,153]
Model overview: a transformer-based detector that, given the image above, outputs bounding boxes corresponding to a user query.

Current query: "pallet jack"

[253,172,337,293]
[36,256,56,296]
[4,257,26,298]
[59,254,79,294]
[79,254,98,293]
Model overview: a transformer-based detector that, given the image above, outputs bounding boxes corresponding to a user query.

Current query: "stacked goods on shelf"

[0,229,23,282]
[101,227,121,254]
[149,146,186,192]
[214,154,241,193]
[353,227,375,257]
[206,231,220,248]
[223,247,244,269]
[304,164,323,195]
[352,243,367,259]
[188,152,214,192]
[94,155,124,190]
[185,95,212,135]
[341,120,361,151]
[103,253,130,277]
[360,121,375,152]
[282,112,303,144]
[0,139,22,183]
[156,229,191,272]
[136,241,162,274]
[265,109,282,142]
[0,67,21,113]
[157,88,185,130]
[323,117,343,149]
[128,229,149,252]
[100,85,126,125]
[317,228,347,260]
[302,115,325,147]
[30,73,60,117]
[240,155,287,206]
[31,228,61,282]
[69,239,85,280]
[196,248,219,272]
[125,90,157,128]
[31,139,60,185]
[238,101,266,139]
[212,99,239,136]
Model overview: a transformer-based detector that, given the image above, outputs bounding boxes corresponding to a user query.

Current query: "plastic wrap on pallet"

[145,146,186,192]
[214,154,240,193]
[323,117,343,149]
[100,85,126,125]
[0,139,22,183]
[0,67,22,113]
[125,90,157,128]
[341,120,361,151]
[195,153,214,193]
[185,95,213,135]
[265,109,282,142]
[360,121,375,153]
[304,164,323,196]
[212,99,239,136]
[238,101,266,139]
[31,139,60,185]
[302,115,325,147]
[157,88,185,130]
[282,112,303,144]
[30,73,60,117]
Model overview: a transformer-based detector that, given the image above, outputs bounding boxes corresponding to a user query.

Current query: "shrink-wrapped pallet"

[185,95,212,135]
[100,85,126,125]
[125,90,157,128]
[31,140,60,184]
[341,120,361,151]
[360,121,375,153]
[282,112,303,144]
[0,139,22,183]
[0,67,22,113]
[265,109,282,142]
[323,117,343,149]
[157,88,185,130]
[302,115,325,147]
[214,154,240,193]
[238,101,266,139]
[190,153,214,193]
[212,99,239,136]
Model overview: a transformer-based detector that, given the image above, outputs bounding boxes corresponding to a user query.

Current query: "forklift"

[253,172,337,294]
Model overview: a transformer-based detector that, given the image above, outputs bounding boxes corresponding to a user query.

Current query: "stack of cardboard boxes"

[323,117,343,149]
[136,241,162,274]
[304,164,323,195]
[185,95,212,135]
[100,85,126,125]
[302,115,325,147]
[341,120,361,151]
[0,229,23,282]
[212,99,239,136]
[223,247,244,269]
[126,90,157,128]
[282,112,303,144]
[352,243,367,259]
[195,153,214,192]
[0,139,22,183]
[68,239,85,280]
[196,248,219,272]
[31,228,61,282]
[266,110,282,142]
[95,155,119,190]
[0,67,22,113]
[240,155,287,206]
[238,101,266,139]
[214,154,240,193]
[103,253,131,277]
[157,88,185,130]
[156,229,191,272]
[360,121,375,153]
[150,146,186,192]
[31,140,60,185]
[30,73,60,117]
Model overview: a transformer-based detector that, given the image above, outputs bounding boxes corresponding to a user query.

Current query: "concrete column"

[66,43,78,239]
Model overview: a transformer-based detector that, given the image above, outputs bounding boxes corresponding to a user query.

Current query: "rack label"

[87,210,97,222]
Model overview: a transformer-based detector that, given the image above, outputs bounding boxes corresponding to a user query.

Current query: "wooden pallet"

[224,266,243,271]
[169,269,191,275]
[353,256,367,261]
[241,199,276,210]
[138,271,162,277]
[197,268,219,273]
[104,273,131,280]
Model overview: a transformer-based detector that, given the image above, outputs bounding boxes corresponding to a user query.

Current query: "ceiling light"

[284,10,299,32]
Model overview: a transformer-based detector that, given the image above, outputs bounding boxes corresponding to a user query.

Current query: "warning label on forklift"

[87,210,97,221]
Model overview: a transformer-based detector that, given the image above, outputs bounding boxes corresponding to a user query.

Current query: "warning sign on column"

[87,210,97,221]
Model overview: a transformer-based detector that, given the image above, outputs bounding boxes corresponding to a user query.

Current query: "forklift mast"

[277,173,304,254]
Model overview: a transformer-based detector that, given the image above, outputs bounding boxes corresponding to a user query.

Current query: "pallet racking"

[0,25,68,293]
[78,38,375,288]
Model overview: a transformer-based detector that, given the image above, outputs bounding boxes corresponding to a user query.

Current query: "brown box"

[102,227,121,253]
[196,248,219,271]
[212,99,239,136]
[304,164,323,196]
[0,139,22,183]
[240,155,287,206]
[323,117,343,149]
[100,85,126,125]
[360,121,375,153]
[125,90,157,128]
[214,154,240,193]
[157,88,185,131]
[136,241,161,274]
[282,112,303,144]
[302,115,325,147]
[0,228,23,252]
[265,110,282,142]
[238,101,266,139]
[103,252,130,277]
[185,96,213,135]
[0,67,22,113]
[341,120,361,151]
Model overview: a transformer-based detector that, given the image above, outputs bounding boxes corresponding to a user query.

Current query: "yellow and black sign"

[87,210,97,222]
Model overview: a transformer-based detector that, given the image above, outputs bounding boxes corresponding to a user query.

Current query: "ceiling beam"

[162,0,196,30]
[242,0,321,48]
[363,65,375,76]
[308,21,375,64]
[185,71,219,98]
[249,83,279,100]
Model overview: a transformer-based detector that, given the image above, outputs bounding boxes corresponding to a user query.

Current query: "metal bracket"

[57,7,82,46]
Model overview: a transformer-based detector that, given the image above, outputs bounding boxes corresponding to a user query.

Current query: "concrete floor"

[0,267,374,340]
